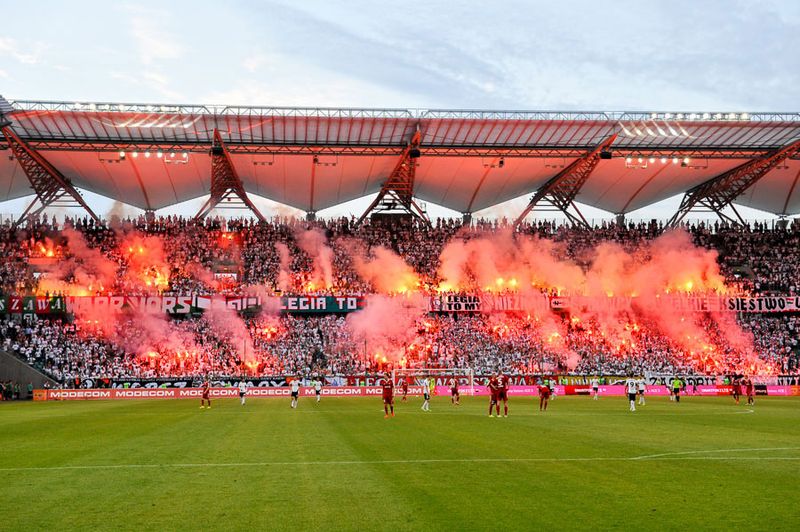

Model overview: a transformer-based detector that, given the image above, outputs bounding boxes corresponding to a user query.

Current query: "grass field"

[1,394,799,531]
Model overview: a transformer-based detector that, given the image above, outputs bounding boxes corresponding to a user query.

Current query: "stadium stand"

[0,216,798,388]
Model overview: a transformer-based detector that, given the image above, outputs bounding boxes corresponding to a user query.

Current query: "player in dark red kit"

[200,378,211,409]
[732,376,741,404]
[487,374,501,417]
[450,378,460,405]
[498,373,510,417]
[401,377,409,401]
[744,377,755,406]
[538,383,551,411]
[382,373,395,418]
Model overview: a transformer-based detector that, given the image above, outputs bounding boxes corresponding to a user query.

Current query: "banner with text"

[428,294,550,313]
[0,295,367,316]
[2,294,799,316]
[37,385,800,401]
[428,295,800,314]
[279,296,365,313]
[38,386,426,401]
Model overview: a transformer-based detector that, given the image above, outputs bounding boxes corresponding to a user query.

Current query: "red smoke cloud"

[25,221,775,375]
[347,242,421,294]
[346,293,427,366]
[118,232,171,292]
[35,227,118,296]
[295,228,334,290]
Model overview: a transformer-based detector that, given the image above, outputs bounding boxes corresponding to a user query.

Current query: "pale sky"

[1,0,798,222]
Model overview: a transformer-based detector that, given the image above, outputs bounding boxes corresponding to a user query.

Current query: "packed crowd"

[0,214,798,383]
[2,214,798,296]
[1,309,797,385]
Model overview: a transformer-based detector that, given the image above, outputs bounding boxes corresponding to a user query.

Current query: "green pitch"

[1,395,799,531]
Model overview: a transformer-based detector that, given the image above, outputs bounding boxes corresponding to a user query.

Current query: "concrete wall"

[0,350,57,398]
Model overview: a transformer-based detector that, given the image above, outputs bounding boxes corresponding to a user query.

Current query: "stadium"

[2,3,800,530]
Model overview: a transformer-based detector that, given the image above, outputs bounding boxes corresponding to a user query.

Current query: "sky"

[1,0,799,222]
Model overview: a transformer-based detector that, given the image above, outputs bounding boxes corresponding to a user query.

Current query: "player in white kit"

[421,378,431,412]
[626,377,638,412]
[637,378,646,406]
[314,379,322,403]
[290,379,300,409]
[238,381,247,406]
[591,378,600,400]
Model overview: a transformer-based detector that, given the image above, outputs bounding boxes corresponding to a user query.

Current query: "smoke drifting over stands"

[0,214,798,385]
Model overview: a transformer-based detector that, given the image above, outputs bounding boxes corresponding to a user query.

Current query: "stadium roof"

[2,98,800,216]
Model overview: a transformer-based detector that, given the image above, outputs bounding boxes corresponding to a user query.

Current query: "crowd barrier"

[34,384,800,401]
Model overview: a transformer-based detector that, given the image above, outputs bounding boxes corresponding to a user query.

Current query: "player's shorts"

[592,387,598,392]
[239,392,245,398]
[202,391,210,399]
[423,393,430,401]
[451,388,459,395]
[402,387,408,394]
[498,390,508,401]
[638,389,645,395]
[540,390,551,399]
[291,391,299,399]
[315,389,321,395]
[672,389,680,395]
[627,393,636,401]
[490,393,499,404]
[382,395,393,404]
